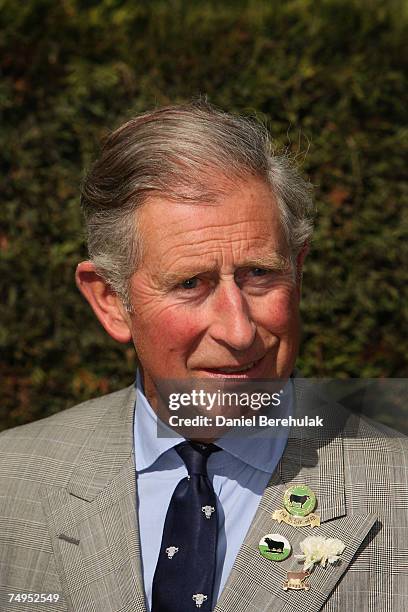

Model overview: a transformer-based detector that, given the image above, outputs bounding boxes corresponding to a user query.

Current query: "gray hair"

[80,101,314,309]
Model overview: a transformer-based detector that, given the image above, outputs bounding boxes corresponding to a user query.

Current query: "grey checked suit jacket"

[0,383,407,611]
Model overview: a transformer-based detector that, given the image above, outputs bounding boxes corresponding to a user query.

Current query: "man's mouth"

[198,357,264,377]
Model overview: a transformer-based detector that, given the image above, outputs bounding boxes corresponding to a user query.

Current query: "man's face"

[127,174,304,405]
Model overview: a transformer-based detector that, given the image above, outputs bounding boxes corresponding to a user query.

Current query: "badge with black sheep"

[259,533,291,561]
[283,485,316,517]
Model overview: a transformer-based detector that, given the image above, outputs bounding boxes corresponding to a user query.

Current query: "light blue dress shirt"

[133,372,292,610]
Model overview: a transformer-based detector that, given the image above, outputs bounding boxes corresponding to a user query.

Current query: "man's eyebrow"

[239,253,292,272]
[156,253,292,288]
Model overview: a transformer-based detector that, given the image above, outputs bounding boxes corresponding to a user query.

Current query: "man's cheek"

[149,309,202,349]
[262,290,299,331]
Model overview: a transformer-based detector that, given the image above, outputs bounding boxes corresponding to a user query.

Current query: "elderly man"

[0,103,407,612]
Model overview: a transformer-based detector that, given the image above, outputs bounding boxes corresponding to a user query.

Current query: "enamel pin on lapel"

[259,533,291,561]
[283,570,311,591]
[272,485,321,527]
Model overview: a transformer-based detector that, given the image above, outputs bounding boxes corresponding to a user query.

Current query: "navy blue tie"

[151,442,220,612]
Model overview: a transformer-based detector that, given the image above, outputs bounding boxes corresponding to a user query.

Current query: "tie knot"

[176,441,220,475]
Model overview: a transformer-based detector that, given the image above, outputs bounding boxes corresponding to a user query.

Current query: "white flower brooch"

[295,536,346,572]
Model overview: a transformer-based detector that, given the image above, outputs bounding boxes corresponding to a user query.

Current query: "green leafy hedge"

[1,0,407,432]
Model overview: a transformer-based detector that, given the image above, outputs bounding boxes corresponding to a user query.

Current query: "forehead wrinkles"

[159,227,277,267]
[159,214,278,250]
[167,215,272,238]
[157,241,291,283]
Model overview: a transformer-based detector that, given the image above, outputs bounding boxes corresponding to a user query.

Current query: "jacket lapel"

[41,385,147,612]
[214,381,378,612]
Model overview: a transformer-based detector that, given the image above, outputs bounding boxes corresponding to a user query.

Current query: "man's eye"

[250,268,269,276]
[179,277,199,290]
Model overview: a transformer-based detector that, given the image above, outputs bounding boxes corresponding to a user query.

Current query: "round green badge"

[259,533,291,562]
[283,485,316,517]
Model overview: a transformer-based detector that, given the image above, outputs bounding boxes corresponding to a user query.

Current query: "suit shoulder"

[346,411,407,439]
[0,384,135,498]
[0,384,135,450]
[343,412,408,467]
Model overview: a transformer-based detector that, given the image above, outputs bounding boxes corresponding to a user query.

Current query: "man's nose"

[208,281,256,351]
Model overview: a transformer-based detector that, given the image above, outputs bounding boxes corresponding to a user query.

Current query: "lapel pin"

[283,570,311,591]
[273,484,320,527]
[259,533,291,561]
[295,536,346,571]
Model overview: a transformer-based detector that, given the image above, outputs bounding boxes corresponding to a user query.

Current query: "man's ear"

[295,241,309,298]
[75,261,132,343]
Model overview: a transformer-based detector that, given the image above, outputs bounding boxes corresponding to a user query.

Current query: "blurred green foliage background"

[1,0,407,432]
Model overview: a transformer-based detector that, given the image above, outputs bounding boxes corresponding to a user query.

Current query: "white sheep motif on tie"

[165,546,179,559]
[192,593,208,608]
[201,505,215,519]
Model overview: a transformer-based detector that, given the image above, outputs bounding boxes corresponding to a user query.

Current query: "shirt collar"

[214,381,292,473]
[134,370,183,472]
[133,370,292,474]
